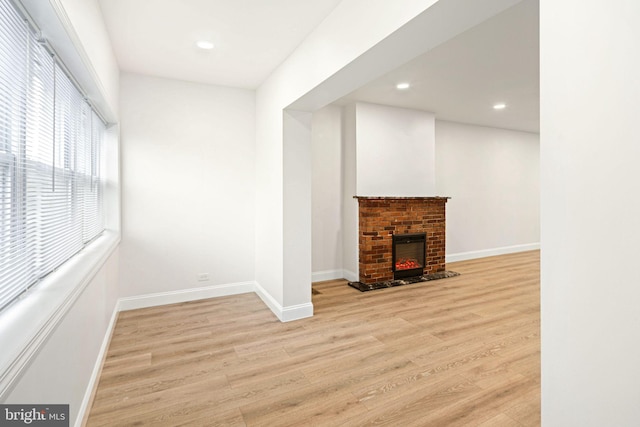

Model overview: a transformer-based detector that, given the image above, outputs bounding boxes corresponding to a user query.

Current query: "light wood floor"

[86,251,540,426]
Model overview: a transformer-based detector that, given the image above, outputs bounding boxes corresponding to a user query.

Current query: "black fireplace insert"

[392,233,426,279]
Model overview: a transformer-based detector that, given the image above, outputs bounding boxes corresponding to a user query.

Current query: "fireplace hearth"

[348,196,459,292]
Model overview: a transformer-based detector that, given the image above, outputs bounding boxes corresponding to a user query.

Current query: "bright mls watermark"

[0,405,69,426]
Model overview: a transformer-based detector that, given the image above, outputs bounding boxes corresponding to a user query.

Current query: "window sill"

[0,230,120,398]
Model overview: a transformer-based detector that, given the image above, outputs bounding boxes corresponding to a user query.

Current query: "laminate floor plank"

[478,413,524,427]
[86,250,540,426]
[348,373,483,425]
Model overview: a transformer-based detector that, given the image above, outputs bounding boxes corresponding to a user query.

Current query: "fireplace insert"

[392,233,426,279]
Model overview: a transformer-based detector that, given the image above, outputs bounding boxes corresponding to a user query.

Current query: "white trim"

[446,243,540,263]
[119,281,315,323]
[281,303,314,322]
[254,282,314,322]
[0,231,120,399]
[118,281,255,312]
[254,282,283,320]
[343,269,359,283]
[312,269,345,282]
[74,302,120,427]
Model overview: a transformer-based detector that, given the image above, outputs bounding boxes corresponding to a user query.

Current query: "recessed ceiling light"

[396,83,410,90]
[493,103,507,110]
[196,40,215,50]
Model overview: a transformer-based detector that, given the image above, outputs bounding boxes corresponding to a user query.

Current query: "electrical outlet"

[197,273,210,282]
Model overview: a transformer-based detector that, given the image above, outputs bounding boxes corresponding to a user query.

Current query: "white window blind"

[0,0,106,311]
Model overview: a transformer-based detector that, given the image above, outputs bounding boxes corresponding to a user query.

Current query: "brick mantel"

[355,196,450,285]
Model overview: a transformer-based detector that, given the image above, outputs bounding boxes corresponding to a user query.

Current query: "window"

[0,0,106,311]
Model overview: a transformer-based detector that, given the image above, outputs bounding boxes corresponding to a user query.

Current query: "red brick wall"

[357,197,448,284]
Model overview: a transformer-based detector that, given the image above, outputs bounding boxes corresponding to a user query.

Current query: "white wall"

[435,121,539,260]
[311,105,343,280]
[1,2,120,426]
[256,0,519,315]
[328,113,539,281]
[541,1,640,425]
[356,103,436,196]
[282,110,313,312]
[341,104,359,281]
[315,108,539,282]
[4,249,119,424]
[338,102,437,282]
[255,0,444,315]
[119,73,256,298]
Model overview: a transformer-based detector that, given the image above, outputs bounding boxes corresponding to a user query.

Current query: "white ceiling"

[98,0,343,88]
[98,0,539,133]
[336,0,539,133]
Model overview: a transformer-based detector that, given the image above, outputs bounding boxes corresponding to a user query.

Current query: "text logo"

[0,405,69,426]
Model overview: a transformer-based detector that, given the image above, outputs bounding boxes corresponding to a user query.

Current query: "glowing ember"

[395,258,421,270]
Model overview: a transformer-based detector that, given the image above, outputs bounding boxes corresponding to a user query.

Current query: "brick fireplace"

[354,196,451,287]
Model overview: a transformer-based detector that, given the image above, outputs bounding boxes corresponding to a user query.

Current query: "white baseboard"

[118,281,255,311]
[118,280,315,322]
[311,269,360,283]
[75,303,120,427]
[254,281,314,322]
[446,243,540,263]
[342,269,358,282]
[281,303,314,322]
[312,269,344,282]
